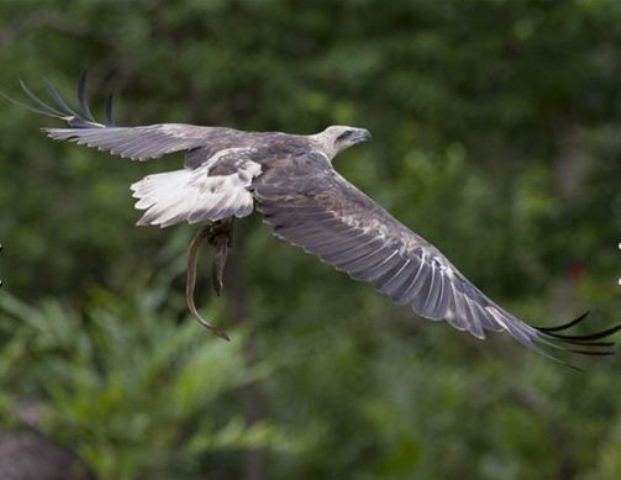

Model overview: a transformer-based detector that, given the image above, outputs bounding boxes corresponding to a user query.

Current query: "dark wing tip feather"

[104,94,115,126]
[535,311,590,332]
[2,73,114,129]
[568,349,615,356]
[18,79,65,116]
[43,79,79,117]
[531,312,619,367]
[542,322,621,342]
[77,70,96,122]
[0,90,59,119]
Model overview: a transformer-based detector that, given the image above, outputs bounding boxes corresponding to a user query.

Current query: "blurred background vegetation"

[0,1,620,479]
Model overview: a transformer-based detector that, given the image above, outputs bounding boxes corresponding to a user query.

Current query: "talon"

[211,233,230,296]
[212,265,223,297]
[208,219,233,296]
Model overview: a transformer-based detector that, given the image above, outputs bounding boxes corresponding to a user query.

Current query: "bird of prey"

[4,74,619,368]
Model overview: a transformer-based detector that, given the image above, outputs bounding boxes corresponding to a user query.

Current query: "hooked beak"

[353,128,372,144]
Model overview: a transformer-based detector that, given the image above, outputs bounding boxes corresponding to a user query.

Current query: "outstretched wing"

[253,152,619,366]
[2,72,239,164]
[44,124,232,162]
[3,74,263,227]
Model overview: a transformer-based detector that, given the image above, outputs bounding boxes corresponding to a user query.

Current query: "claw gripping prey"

[186,220,233,340]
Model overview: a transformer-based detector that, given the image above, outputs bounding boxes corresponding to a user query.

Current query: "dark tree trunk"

[225,228,266,480]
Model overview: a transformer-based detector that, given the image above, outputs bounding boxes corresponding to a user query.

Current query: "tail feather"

[131,168,255,228]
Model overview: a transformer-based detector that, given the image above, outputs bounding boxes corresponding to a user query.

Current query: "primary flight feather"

[5,74,619,367]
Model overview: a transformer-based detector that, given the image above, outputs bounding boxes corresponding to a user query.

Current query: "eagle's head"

[312,125,372,160]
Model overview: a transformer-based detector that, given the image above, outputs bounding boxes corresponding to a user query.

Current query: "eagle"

[4,74,619,368]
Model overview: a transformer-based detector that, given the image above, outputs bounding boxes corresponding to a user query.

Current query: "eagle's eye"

[335,130,354,143]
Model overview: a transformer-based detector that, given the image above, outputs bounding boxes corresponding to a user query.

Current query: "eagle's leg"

[186,223,231,341]
[208,218,233,297]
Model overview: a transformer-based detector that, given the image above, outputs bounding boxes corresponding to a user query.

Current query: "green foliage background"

[0,1,620,479]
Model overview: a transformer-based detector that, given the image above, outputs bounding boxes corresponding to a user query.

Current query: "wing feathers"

[8,77,239,164]
[45,125,214,162]
[255,160,618,365]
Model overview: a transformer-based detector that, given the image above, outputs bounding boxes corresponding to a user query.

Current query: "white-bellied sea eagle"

[4,73,619,368]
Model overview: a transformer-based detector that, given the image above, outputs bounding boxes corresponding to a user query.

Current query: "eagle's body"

[5,75,618,367]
